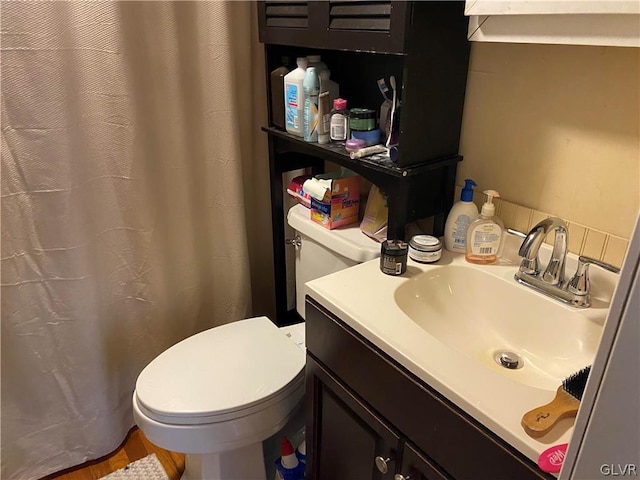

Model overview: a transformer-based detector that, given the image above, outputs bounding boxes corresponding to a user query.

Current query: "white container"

[444,179,478,253]
[303,66,319,142]
[409,235,442,263]
[287,204,380,319]
[306,55,327,74]
[318,69,339,103]
[284,57,308,137]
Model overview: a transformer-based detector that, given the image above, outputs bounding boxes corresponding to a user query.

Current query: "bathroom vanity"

[303,242,618,480]
[305,298,551,480]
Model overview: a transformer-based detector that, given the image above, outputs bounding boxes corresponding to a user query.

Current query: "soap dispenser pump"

[444,179,479,253]
[465,190,504,265]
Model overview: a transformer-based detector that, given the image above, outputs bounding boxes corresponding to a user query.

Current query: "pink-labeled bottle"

[330,98,349,142]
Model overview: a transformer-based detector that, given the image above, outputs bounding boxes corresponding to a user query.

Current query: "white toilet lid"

[135,316,305,422]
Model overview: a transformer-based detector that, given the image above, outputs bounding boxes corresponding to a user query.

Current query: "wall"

[458,42,639,259]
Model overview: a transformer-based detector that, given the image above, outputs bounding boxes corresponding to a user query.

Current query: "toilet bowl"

[133,316,305,480]
[134,204,380,479]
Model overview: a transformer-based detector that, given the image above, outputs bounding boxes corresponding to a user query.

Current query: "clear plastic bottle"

[284,57,308,137]
[303,66,319,142]
[329,98,349,142]
[465,190,504,264]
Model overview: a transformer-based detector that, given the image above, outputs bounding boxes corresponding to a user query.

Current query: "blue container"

[275,457,305,480]
[351,128,381,146]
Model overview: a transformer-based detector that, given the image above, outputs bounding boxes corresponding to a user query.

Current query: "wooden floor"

[42,427,185,480]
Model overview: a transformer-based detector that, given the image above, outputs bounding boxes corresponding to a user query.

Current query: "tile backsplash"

[455,186,630,268]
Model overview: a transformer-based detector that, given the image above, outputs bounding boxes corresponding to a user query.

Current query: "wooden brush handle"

[521,386,580,438]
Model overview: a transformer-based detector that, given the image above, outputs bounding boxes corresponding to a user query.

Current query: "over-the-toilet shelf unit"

[258,1,471,325]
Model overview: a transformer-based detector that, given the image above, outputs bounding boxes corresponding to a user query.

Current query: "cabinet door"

[306,356,401,479]
[258,1,409,53]
[396,442,451,480]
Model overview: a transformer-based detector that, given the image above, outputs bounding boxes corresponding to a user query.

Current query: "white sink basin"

[305,241,617,464]
[394,265,605,390]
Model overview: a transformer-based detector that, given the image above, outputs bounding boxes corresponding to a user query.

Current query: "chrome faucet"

[517,217,568,285]
[514,217,619,308]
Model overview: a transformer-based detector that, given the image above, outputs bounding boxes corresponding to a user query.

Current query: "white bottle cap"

[481,190,500,217]
[297,440,306,456]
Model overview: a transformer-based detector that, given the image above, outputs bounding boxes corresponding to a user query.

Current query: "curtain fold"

[1,3,260,479]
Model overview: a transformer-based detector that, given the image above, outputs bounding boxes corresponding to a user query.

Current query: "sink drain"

[494,350,523,370]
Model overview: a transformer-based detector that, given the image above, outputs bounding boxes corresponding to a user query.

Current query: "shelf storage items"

[258,1,471,324]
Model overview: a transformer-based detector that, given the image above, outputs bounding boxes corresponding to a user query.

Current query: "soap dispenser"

[465,190,504,265]
[444,179,478,253]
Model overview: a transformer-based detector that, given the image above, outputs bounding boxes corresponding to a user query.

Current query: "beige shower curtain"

[1,2,271,479]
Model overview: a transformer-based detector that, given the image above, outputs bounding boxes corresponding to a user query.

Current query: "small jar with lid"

[380,240,408,275]
[408,235,442,263]
[349,108,376,132]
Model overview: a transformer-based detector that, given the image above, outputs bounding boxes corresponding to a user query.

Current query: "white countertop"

[305,244,615,467]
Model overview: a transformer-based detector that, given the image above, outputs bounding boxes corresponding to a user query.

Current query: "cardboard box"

[310,174,360,229]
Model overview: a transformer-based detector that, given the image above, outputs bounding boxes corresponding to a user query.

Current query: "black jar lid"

[382,239,408,256]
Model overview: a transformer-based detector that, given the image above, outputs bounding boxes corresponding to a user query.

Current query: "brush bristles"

[563,366,591,401]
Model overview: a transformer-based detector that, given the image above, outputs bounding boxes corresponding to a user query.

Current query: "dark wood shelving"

[264,126,461,236]
[263,126,462,182]
[258,0,470,326]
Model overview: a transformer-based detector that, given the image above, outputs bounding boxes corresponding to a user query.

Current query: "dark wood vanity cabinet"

[306,357,401,479]
[305,297,554,480]
[307,356,446,480]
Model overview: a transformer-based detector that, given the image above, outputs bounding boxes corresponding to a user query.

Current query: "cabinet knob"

[394,474,412,480]
[375,456,394,474]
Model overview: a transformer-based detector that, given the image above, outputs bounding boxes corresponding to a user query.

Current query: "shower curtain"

[1,2,269,479]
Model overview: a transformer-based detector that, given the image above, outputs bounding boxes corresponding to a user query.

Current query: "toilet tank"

[287,204,380,319]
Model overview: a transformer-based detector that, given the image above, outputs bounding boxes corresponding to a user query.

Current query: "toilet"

[133,204,379,480]
[287,203,380,319]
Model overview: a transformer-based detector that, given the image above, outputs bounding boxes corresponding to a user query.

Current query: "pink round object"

[345,138,366,152]
[537,443,568,473]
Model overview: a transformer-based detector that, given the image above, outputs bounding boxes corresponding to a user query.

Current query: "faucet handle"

[567,256,621,296]
[508,229,540,274]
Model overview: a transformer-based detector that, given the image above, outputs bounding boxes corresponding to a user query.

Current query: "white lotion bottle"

[465,190,504,265]
[284,57,308,137]
[444,179,478,253]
